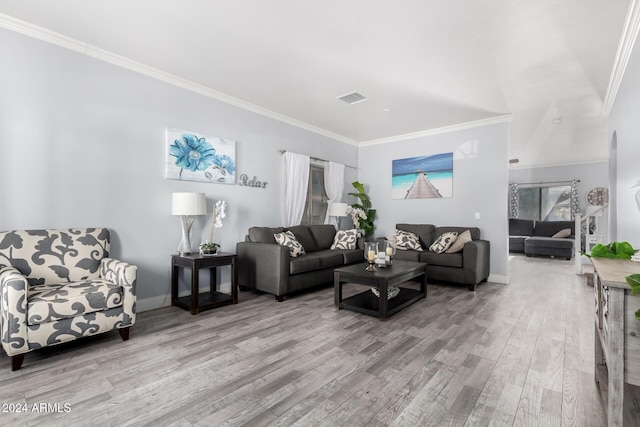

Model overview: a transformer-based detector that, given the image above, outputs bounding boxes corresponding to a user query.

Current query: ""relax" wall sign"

[239,174,267,189]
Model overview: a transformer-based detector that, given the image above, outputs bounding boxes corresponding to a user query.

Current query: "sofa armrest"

[236,242,290,297]
[462,240,490,286]
[0,266,29,356]
[100,258,137,327]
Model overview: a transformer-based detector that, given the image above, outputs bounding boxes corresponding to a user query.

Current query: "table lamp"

[329,202,349,230]
[172,192,206,254]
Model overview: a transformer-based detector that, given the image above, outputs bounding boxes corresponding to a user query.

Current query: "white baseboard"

[137,294,171,312]
[488,274,508,284]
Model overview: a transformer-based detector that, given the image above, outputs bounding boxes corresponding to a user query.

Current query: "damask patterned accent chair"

[0,228,137,370]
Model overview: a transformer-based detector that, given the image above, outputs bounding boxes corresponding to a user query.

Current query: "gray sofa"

[509,219,575,259]
[236,224,364,301]
[391,224,490,291]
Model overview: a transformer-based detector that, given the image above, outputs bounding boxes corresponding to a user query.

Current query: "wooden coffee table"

[334,260,427,321]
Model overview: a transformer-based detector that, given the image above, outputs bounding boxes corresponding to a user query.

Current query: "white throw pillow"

[274,230,306,257]
[331,229,358,250]
[395,229,423,251]
[429,231,458,253]
[552,228,571,238]
[445,230,472,253]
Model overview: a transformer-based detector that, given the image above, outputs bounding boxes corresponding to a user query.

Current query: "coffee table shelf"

[340,287,424,318]
[334,260,427,321]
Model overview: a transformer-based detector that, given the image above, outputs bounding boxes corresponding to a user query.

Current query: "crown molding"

[0,13,358,146]
[508,158,609,171]
[358,114,513,147]
[602,0,640,116]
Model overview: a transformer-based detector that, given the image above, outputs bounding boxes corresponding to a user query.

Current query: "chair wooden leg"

[119,327,131,341]
[12,354,25,371]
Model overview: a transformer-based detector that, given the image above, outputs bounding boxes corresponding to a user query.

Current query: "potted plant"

[348,181,376,237]
[199,241,220,256]
[201,200,227,256]
[583,241,637,259]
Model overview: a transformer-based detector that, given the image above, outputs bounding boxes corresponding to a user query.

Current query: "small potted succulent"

[199,241,220,256]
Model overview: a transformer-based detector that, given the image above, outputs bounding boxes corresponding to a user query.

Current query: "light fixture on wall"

[172,192,206,255]
[329,202,349,230]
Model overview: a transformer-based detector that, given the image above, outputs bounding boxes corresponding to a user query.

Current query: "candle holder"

[385,240,396,265]
[365,242,378,272]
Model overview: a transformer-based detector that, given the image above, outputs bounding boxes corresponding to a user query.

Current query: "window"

[301,165,328,225]
[517,185,571,220]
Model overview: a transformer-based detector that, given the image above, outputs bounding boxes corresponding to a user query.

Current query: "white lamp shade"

[172,192,207,216]
[329,202,348,217]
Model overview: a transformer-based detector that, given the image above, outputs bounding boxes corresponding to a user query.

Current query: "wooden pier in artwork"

[405,172,442,199]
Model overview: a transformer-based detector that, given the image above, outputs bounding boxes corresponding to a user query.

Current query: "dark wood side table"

[171,252,238,314]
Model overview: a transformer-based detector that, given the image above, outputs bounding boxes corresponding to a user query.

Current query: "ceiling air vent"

[337,91,367,105]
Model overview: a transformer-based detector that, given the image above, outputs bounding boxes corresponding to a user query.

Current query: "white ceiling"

[0,0,631,168]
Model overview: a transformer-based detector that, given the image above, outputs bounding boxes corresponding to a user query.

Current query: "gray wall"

[609,32,640,249]
[358,123,510,283]
[509,161,609,215]
[0,29,358,309]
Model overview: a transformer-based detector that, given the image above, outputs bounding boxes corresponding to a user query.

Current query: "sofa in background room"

[508,219,575,260]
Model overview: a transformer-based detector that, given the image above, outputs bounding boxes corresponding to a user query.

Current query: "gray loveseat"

[236,225,364,301]
[391,224,490,291]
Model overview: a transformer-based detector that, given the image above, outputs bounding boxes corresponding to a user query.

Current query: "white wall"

[608,33,640,249]
[509,161,609,215]
[358,122,510,283]
[0,29,358,309]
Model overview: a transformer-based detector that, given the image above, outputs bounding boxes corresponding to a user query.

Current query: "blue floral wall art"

[166,128,236,184]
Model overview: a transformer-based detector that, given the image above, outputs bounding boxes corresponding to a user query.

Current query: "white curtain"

[324,161,345,227]
[283,152,310,227]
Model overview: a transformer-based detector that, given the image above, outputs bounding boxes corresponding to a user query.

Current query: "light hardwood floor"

[0,256,634,426]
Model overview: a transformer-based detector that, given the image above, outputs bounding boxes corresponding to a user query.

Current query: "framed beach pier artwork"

[166,128,236,184]
[392,152,453,199]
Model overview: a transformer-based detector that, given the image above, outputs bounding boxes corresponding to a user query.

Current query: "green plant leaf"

[589,241,636,259]
[636,309,640,321]
[626,274,640,288]
[351,181,365,194]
